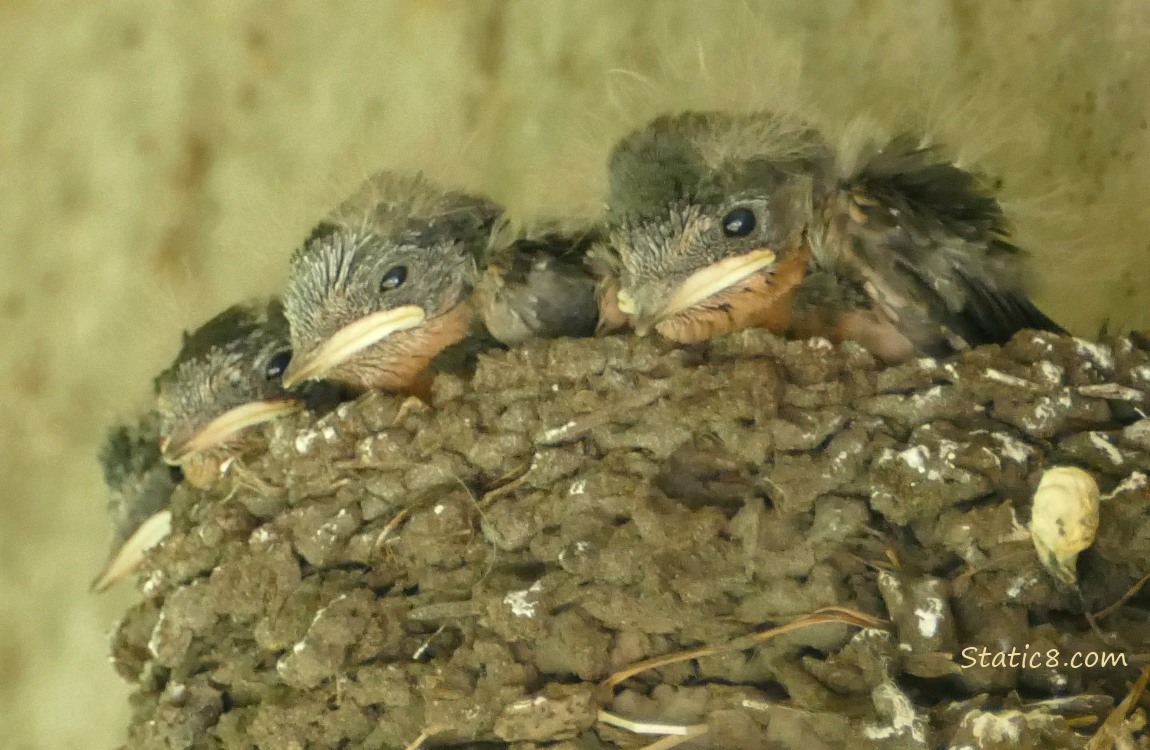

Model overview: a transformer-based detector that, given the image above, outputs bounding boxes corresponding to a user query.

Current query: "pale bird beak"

[161,398,304,464]
[281,305,426,388]
[661,248,777,319]
[90,510,172,592]
[618,248,778,334]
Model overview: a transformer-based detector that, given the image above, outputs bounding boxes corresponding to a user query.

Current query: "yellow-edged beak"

[281,305,426,388]
[90,509,172,593]
[161,398,304,464]
[619,248,778,332]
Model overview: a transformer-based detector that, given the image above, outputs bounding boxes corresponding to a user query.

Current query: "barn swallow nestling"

[155,297,304,488]
[92,298,303,591]
[282,172,504,393]
[91,414,179,592]
[602,110,1063,361]
[477,223,602,346]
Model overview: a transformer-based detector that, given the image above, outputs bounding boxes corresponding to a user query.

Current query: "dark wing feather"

[819,137,1063,352]
[480,226,601,345]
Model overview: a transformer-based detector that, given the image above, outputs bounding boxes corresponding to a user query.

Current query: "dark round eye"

[721,207,757,237]
[380,265,407,292]
[265,350,292,381]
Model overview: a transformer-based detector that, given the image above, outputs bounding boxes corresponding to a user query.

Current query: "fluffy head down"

[154,298,299,467]
[604,110,831,338]
[283,172,505,392]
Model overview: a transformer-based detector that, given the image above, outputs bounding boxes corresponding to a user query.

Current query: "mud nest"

[110,330,1150,750]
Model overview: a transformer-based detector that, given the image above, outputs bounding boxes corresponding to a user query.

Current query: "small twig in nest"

[478,460,532,507]
[1087,663,1150,749]
[597,710,709,750]
[401,725,444,750]
[373,508,411,550]
[1093,570,1150,621]
[603,606,886,689]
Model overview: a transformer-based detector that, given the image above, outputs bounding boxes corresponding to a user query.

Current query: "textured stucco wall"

[1,2,1148,747]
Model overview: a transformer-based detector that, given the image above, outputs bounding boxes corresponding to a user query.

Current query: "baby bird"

[156,297,304,487]
[94,298,302,590]
[282,172,504,393]
[478,223,603,346]
[91,414,179,592]
[601,110,1063,361]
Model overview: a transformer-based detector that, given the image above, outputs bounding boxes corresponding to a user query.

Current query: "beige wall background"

[2,1,1148,747]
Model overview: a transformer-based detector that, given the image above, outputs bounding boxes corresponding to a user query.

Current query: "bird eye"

[380,265,408,292]
[721,207,757,237]
[265,350,292,381]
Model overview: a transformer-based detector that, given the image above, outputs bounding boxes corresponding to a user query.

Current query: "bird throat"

[332,298,475,394]
[654,243,811,343]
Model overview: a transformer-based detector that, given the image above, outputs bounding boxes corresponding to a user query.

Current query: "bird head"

[282,172,503,393]
[604,110,833,342]
[155,298,302,472]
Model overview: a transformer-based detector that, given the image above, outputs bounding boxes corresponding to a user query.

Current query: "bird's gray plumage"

[155,297,297,453]
[97,412,179,566]
[479,223,602,346]
[283,171,505,392]
[603,110,1063,356]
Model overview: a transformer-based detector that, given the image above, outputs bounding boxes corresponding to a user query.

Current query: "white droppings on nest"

[1029,466,1101,585]
[504,580,543,618]
[984,368,1038,389]
[147,610,168,659]
[964,710,1023,743]
[1088,432,1124,465]
[878,570,903,607]
[990,432,1032,464]
[1022,394,1072,432]
[433,504,445,515]
[551,383,559,392]
[507,696,549,712]
[317,510,353,539]
[309,593,348,629]
[1036,360,1064,386]
[807,337,833,351]
[910,385,945,406]
[540,420,577,443]
[943,362,960,380]
[937,439,959,462]
[1029,333,1054,351]
[915,357,937,370]
[219,456,235,475]
[294,429,319,454]
[864,682,928,744]
[1105,471,1148,500]
[1005,573,1037,600]
[898,445,928,472]
[568,479,586,496]
[914,597,944,638]
[321,425,338,442]
[142,570,164,598]
[335,403,352,419]
[853,627,893,646]
[249,527,275,545]
[1074,338,1115,371]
